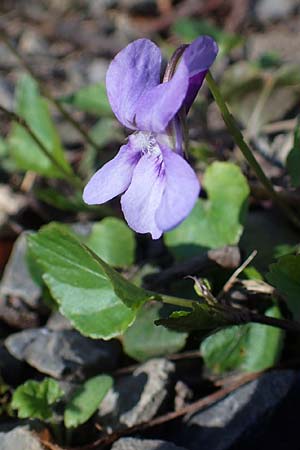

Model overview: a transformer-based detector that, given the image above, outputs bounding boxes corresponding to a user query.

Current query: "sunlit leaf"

[86,218,135,267]
[165,162,249,260]
[8,74,72,178]
[28,223,150,339]
[201,305,283,373]
[12,378,63,420]
[64,375,112,428]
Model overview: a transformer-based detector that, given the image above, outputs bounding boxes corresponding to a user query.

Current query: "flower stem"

[158,292,300,334]
[159,294,195,309]
[205,71,300,230]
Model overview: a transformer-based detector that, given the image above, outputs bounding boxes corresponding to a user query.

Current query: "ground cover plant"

[1,1,300,449]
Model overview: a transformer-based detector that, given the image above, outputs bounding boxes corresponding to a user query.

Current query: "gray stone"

[0,232,40,309]
[19,29,48,55]
[0,232,44,328]
[111,438,188,450]
[0,427,43,450]
[46,311,73,331]
[99,358,174,430]
[0,78,13,110]
[255,0,299,22]
[5,328,120,379]
[183,370,295,450]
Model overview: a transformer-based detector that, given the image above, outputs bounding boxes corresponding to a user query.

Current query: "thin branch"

[218,301,300,333]
[0,29,100,151]
[0,104,83,189]
[163,277,300,334]
[261,118,297,134]
[71,371,261,450]
[220,249,258,295]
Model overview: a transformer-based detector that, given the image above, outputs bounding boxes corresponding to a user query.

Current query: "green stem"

[0,104,83,190]
[205,71,300,230]
[158,294,194,309]
[157,292,300,334]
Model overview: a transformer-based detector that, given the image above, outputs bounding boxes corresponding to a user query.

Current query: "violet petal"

[135,62,189,133]
[181,35,218,111]
[121,153,165,239]
[155,145,200,231]
[106,39,161,129]
[83,143,141,205]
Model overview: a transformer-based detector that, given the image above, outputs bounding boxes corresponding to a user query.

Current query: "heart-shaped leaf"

[201,305,283,373]
[64,375,113,428]
[123,303,187,362]
[28,223,150,339]
[86,218,135,267]
[165,162,249,260]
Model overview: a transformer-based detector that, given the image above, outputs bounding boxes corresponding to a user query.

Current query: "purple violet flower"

[83,36,218,239]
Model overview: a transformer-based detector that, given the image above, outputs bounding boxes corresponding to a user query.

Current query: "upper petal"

[181,35,218,111]
[83,143,141,205]
[155,145,200,231]
[134,61,189,133]
[121,153,165,239]
[106,39,162,129]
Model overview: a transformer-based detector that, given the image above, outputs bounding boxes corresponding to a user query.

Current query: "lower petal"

[121,154,165,239]
[83,143,141,205]
[155,146,200,231]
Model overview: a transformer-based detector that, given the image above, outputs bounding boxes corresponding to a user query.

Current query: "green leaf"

[286,122,300,188]
[28,223,150,339]
[123,303,187,362]
[201,305,283,374]
[165,162,249,260]
[156,301,231,334]
[60,84,112,116]
[8,75,72,178]
[12,378,63,420]
[0,135,17,172]
[86,218,135,267]
[64,375,112,429]
[35,188,91,212]
[243,266,264,281]
[267,255,300,320]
